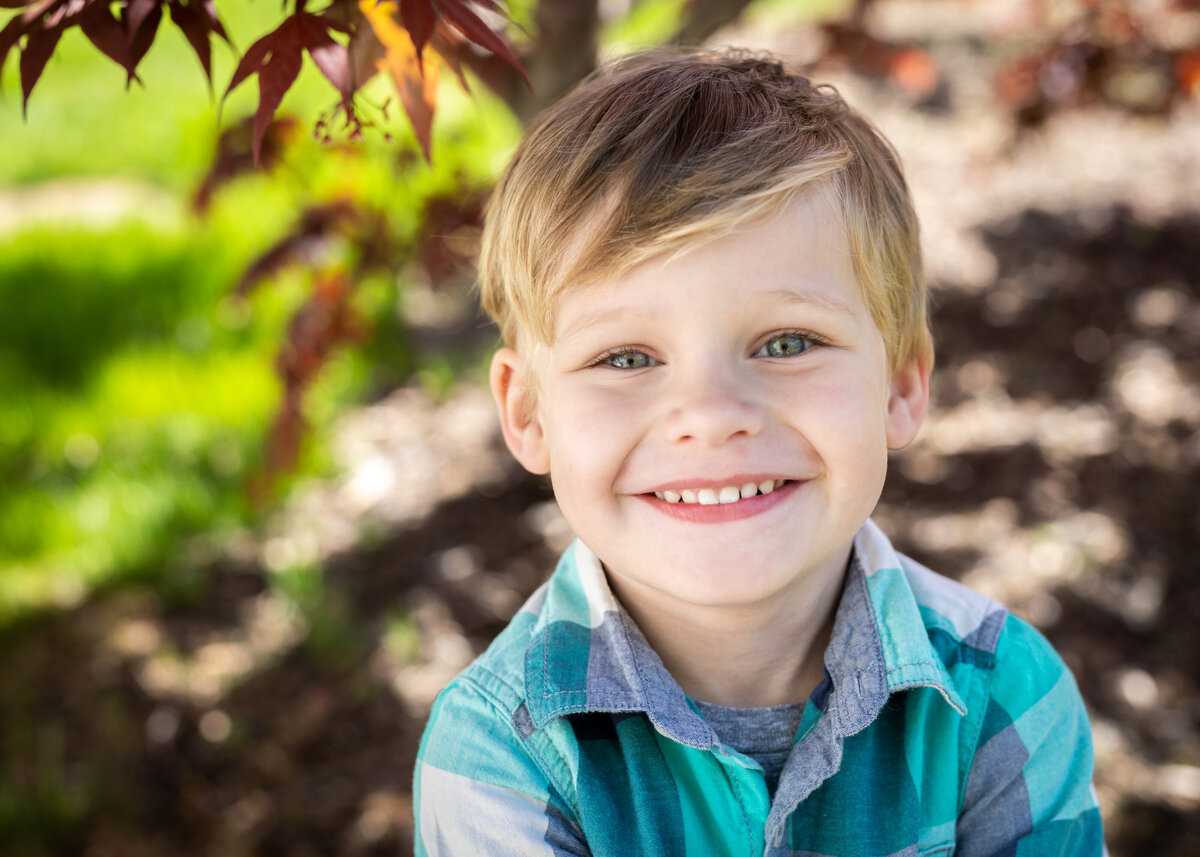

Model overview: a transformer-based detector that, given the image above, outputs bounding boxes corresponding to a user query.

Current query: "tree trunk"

[671,0,758,47]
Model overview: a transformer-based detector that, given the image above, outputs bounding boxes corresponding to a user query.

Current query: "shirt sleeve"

[955,614,1105,857]
[414,676,591,857]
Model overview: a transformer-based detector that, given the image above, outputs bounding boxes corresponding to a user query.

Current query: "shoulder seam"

[957,611,1011,817]
[455,667,585,825]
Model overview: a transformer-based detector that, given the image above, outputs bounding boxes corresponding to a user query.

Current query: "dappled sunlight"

[877,498,1134,618]
[960,509,1126,605]
[347,790,412,852]
[1112,343,1200,427]
[877,198,1200,851]
[918,396,1120,461]
[258,385,505,566]
[1092,713,1200,816]
[123,592,305,707]
[372,585,476,716]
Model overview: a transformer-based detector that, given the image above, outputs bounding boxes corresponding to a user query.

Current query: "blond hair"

[479,48,931,371]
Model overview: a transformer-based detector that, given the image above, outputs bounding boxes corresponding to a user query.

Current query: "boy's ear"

[884,356,931,450]
[489,347,551,475]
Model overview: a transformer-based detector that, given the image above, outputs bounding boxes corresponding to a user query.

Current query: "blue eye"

[605,350,653,369]
[756,333,813,358]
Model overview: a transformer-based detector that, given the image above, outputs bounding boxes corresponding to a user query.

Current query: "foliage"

[1,0,529,164]
[5,0,1198,164]
[0,61,522,620]
[0,220,277,621]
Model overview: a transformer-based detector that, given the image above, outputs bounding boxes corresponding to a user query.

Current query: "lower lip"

[638,480,802,523]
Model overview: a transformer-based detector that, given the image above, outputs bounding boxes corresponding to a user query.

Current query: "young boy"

[414,49,1104,856]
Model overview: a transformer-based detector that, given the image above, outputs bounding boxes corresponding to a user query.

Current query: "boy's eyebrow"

[556,307,631,342]
[761,288,856,317]
[557,287,857,340]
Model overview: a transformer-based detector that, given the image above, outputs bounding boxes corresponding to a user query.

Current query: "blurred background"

[1,0,1198,854]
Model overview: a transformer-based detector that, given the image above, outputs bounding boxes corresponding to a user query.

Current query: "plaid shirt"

[414,519,1104,856]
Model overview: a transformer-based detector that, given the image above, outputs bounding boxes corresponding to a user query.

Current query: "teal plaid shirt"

[414,520,1104,856]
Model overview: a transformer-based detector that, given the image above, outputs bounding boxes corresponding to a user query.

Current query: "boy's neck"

[605,544,850,709]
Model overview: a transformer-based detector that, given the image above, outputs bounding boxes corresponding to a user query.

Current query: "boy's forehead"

[548,277,647,343]
[544,188,855,341]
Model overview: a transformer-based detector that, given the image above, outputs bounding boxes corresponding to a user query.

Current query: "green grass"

[0,2,524,626]
[0,211,428,622]
[0,221,280,619]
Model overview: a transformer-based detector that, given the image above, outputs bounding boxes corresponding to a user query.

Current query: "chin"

[657,564,800,609]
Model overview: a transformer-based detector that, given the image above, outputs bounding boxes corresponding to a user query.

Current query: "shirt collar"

[824,520,967,738]
[522,521,965,743]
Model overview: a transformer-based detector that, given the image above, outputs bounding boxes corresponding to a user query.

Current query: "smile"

[652,479,786,505]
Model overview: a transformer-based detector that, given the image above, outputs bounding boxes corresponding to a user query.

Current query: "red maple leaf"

[361,0,440,159]
[434,0,528,88]
[399,0,435,56]
[166,0,229,84]
[224,10,355,165]
[1,0,227,109]
[1,0,85,112]
[193,115,300,213]
[233,200,366,296]
[359,0,529,161]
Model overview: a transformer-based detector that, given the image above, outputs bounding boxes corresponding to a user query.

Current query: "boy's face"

[491,192,929,615]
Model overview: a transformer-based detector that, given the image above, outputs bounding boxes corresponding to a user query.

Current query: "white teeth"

[654,480,786,504]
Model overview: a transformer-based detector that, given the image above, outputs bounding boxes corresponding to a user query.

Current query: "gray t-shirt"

[692,698,806,797]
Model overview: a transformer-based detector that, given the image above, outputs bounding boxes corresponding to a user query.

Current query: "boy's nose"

[662,371,766,447]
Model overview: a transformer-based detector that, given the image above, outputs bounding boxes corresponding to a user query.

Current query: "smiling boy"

[414,50,1103,856]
